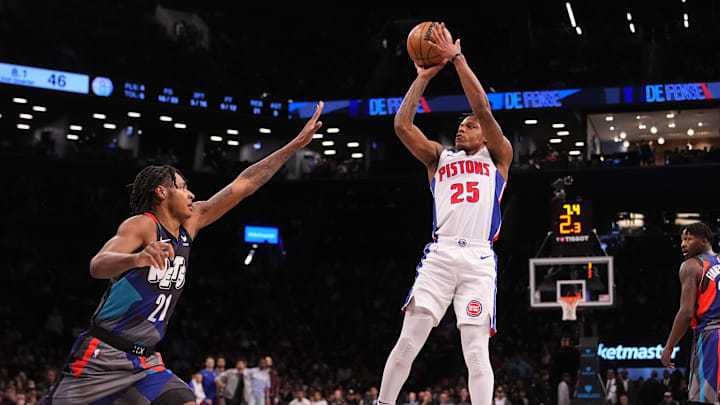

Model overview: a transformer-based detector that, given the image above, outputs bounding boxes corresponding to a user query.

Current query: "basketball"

[406,21,445,67]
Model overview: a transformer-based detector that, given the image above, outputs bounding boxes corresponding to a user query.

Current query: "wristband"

[451,53,462,63]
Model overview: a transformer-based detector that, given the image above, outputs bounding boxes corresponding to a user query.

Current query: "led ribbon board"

[289,82,720,118]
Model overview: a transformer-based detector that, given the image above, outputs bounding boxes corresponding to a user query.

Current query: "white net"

[558,297,581,321]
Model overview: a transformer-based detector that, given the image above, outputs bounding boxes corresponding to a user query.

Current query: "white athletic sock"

[460,324,493,405]
[377,304,435,405]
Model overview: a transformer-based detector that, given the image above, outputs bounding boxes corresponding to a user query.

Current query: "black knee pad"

[151,388,195,405]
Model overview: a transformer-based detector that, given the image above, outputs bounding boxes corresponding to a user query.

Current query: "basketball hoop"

[558,295,582,321]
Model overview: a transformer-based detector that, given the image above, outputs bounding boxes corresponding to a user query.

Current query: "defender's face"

[455,116,486,152]
[681,231,707,258]
[169,173,195,219]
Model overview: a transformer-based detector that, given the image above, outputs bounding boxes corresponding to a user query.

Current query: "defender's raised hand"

[292,101,324,148]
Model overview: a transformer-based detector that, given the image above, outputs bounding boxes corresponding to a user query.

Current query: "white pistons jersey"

[431,148,506,242]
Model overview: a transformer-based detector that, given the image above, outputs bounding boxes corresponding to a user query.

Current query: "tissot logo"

[597,343,679,361]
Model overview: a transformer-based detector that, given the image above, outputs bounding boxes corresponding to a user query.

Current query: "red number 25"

[450,182,479,204]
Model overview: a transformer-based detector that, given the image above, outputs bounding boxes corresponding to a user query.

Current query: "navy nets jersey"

[692,253,720,334]
[89,212,191,346]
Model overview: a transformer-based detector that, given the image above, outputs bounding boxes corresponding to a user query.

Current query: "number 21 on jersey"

[148,294,172,322]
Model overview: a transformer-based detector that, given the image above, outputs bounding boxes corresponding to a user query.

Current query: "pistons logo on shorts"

[466,300,483,317]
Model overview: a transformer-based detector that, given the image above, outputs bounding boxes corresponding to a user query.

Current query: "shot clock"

[552,199,592,242]
[549,199,594,257]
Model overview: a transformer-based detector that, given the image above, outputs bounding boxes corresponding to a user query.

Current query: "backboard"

[529,256,614,308]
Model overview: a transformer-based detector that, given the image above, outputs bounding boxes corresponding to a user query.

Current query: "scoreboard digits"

[0,62,89,94]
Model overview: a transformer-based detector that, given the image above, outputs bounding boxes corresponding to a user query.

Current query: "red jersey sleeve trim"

[144,212,159,224]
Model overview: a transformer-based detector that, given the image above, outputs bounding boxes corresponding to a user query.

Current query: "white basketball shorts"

[401,236,497,334]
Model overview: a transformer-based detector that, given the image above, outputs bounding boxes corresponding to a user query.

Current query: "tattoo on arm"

[200,186,232,215]
[239,145,297,189]
[396,78,429,125]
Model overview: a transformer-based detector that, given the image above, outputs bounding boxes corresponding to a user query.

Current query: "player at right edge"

[377,23,512,405]
[662,222,719,404]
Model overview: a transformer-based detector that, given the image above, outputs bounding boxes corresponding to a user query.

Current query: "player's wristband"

[451,53,462,63]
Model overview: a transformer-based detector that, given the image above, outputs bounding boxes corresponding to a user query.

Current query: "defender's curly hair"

[126,165,187,215]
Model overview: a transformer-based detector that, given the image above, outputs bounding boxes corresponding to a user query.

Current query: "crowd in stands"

[0,348,694,405]
[513,144,720,172]
[2,127,719,184]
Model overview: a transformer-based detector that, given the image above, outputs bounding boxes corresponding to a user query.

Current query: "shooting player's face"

[455,116,486,152]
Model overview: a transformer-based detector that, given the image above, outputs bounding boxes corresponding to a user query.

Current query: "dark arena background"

[2,2,720,405]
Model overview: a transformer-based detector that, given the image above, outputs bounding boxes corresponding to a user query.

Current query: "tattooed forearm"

[238,143,297,189]
[395,77,430,125]
[199,186,232,215]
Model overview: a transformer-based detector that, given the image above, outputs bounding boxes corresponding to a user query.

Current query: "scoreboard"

[0,61,286,117]
[0,62,89,94]
[112,81,285,117]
